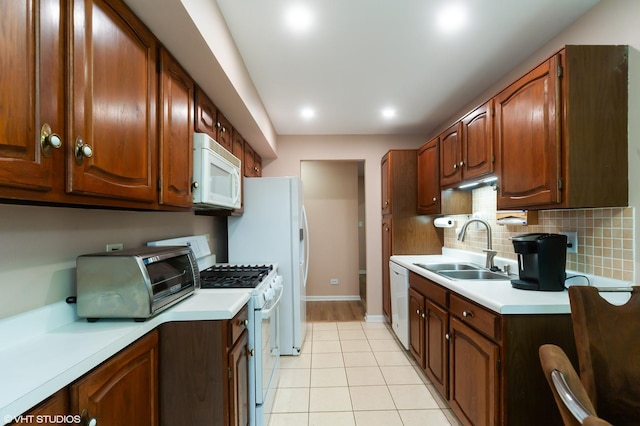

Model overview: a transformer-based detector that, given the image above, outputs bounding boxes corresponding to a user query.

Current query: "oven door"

[254,278,283,422]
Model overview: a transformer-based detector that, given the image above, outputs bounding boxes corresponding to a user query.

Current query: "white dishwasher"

[389,260,409,350]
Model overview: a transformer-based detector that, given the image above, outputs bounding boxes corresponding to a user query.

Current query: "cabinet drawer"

[229,305,249,345]
[409,272,448,308]
[450,294,501,342]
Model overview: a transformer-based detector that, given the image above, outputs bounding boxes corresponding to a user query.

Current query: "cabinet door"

[439,122,462,188]
[71,331,158,426]
[159,49,194,208]
[228,330,249,426]
[216,112,233,152]
[425,299,448,398]
[417,137,440,215]
[68,0,157,203]
[0,0,64,194]
[10,389,69,426]
[253,152,262,177]
[194,86,217,140]
[408,287,425,366]
[494,54,561,209]
[381,217,392,322]
[380,152,391,214]
[449,317,499,426]
[243,143,255,177]
[461,100,493,181]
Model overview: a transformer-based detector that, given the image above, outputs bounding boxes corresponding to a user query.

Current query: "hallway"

[269,321,462,426]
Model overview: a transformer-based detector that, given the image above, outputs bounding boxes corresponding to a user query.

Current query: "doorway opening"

[300,160,366,319]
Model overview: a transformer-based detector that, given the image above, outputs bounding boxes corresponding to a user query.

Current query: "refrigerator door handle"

[301,205,310,287]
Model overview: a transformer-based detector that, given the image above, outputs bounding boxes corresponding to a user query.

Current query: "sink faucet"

[457,218,497,270]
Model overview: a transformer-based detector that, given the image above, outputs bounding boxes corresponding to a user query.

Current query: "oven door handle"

[261,285,283,319]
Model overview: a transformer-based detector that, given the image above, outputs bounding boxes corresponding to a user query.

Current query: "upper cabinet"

[68,0,158,204]
[0,0,64,195]
[439,101,494,189]
[495,45,628,210]
[159,48,194,208]
[194,86,218,140]
[215,112,233,152]
[417,138,440,215]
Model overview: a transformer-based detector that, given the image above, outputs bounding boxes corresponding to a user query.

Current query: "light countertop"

[0,288,251,425]
[391,248,632,315]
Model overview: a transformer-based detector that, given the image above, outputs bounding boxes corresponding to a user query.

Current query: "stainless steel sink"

[437,270,509,280]
[414,263,483,272]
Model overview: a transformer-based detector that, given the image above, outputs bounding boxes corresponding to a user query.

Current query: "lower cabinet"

[159,306,250,426]
[449,317,499,426]
[9,389,69,426]
[408,271,577,426]
[70,330,159,426]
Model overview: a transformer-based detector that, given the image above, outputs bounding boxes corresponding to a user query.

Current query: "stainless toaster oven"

[76,246,200,321]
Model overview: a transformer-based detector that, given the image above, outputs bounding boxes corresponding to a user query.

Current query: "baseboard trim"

[364,314,386,323]
[306,295,362,302]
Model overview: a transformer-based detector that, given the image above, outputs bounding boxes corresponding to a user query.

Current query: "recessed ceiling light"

[381,107,397,119]
[300,107,315,119]
[285,4,314,33]
[436,3,468,34]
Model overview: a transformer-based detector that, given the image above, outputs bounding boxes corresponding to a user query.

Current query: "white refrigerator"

[228,177,309,355]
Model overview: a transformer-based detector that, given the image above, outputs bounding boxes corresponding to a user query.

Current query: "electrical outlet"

[560,232,578,254]
[330,278,339,285]
[106,243,123,252]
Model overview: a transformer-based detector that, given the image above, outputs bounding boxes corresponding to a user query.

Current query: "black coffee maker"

[511,233,567,291]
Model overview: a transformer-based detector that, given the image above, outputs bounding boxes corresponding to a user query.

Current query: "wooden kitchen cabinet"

[408,273,449,398]
[159,48,194,208]
[440,100,493,189]
[68,0,158,204]
[243,143,262,177]
[439,122,463,188]
[417,137,471,216]
[495,45,628,210]
[215,112,233,152]
[159,305,250,426]
[0,0,64,196]
[381,150,443,322]
[9,389,70,426]
[416,138,440,215]
[70,330,159,426]
[195,86,218,140]
[407,271,577,425]
[449,316,500,426]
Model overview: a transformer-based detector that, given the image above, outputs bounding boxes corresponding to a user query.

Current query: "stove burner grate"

[200,264,273,289]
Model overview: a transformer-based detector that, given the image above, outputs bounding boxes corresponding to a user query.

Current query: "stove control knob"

[264,288,275,302]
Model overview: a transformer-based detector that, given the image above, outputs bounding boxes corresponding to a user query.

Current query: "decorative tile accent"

[443,186,635,281]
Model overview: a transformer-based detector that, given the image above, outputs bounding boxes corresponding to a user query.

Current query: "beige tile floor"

[269,321,462,426]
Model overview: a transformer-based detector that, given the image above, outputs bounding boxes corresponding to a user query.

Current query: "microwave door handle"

[232,168,241,204]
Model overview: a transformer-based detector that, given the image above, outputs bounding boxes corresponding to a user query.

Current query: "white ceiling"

[215,0,599,136]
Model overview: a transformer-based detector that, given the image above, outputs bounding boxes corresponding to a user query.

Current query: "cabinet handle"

[74,137,93,164]
[243,319,249,326]
[459,161,465,167]
[40,123,62,158]
[462,310,474,318]
[80,409,97,426]
[249,348,255,356]
[453,163,458,169]
[215,121,221,129]
[416,309,420,315]
[432,197,438,202]
[421,312,425,319]
[191,181,199,190]
[445,333,450,340]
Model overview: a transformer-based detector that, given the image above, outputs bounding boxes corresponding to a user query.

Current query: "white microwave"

[192,133,242,210]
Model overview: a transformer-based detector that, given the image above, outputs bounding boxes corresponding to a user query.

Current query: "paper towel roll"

[434,217,455,228]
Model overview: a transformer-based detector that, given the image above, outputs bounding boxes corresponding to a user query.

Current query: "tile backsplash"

[443,187,635,281]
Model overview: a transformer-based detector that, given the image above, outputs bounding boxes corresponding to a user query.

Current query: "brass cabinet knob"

[40,123,62,157]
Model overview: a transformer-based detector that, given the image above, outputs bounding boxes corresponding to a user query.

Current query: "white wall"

[0,204,225,318]
[262,135,425,317]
